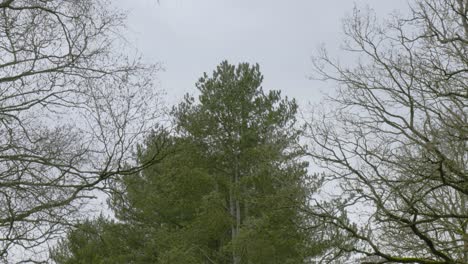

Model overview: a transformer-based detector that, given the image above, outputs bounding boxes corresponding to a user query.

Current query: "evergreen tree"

[52,61,321,263]
[173,61,311,263]
[51,217,158,264]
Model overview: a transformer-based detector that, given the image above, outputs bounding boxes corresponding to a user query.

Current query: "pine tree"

[52,61,320,264]
[173,61,311,263]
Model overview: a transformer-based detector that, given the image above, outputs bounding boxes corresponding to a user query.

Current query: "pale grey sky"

[114,0,409,106]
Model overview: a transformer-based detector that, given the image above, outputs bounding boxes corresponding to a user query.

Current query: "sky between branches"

[113,0,409,106]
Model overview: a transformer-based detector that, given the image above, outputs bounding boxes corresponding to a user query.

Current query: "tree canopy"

[0,0,161,261]
[305,0,467,263]
[52,61,324,264]
[0,0,466,263]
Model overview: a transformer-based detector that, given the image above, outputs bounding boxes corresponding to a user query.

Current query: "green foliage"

[172,61,311,263]
[50,217,158,264]
[52,61,323,263]
[120,136,232,263]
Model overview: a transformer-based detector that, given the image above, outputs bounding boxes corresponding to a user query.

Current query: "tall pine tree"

[52,61,319,264]
[173,61,310,263]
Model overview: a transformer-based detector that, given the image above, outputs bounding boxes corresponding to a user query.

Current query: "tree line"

[0,0,466,263]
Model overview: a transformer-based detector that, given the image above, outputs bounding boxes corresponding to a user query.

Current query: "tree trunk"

[229,177,238,264]
[232,156,241,264]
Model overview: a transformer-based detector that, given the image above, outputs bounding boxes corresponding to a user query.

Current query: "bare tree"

[0,0,164,262]
[305,0,467,263]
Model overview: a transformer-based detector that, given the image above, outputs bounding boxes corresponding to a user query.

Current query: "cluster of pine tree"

[51,61,327,264]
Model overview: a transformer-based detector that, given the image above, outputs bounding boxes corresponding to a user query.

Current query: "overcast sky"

[114,0,409,106]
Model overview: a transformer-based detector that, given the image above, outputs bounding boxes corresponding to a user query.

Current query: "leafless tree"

[0,0,164,262]
[305,0,467,263]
